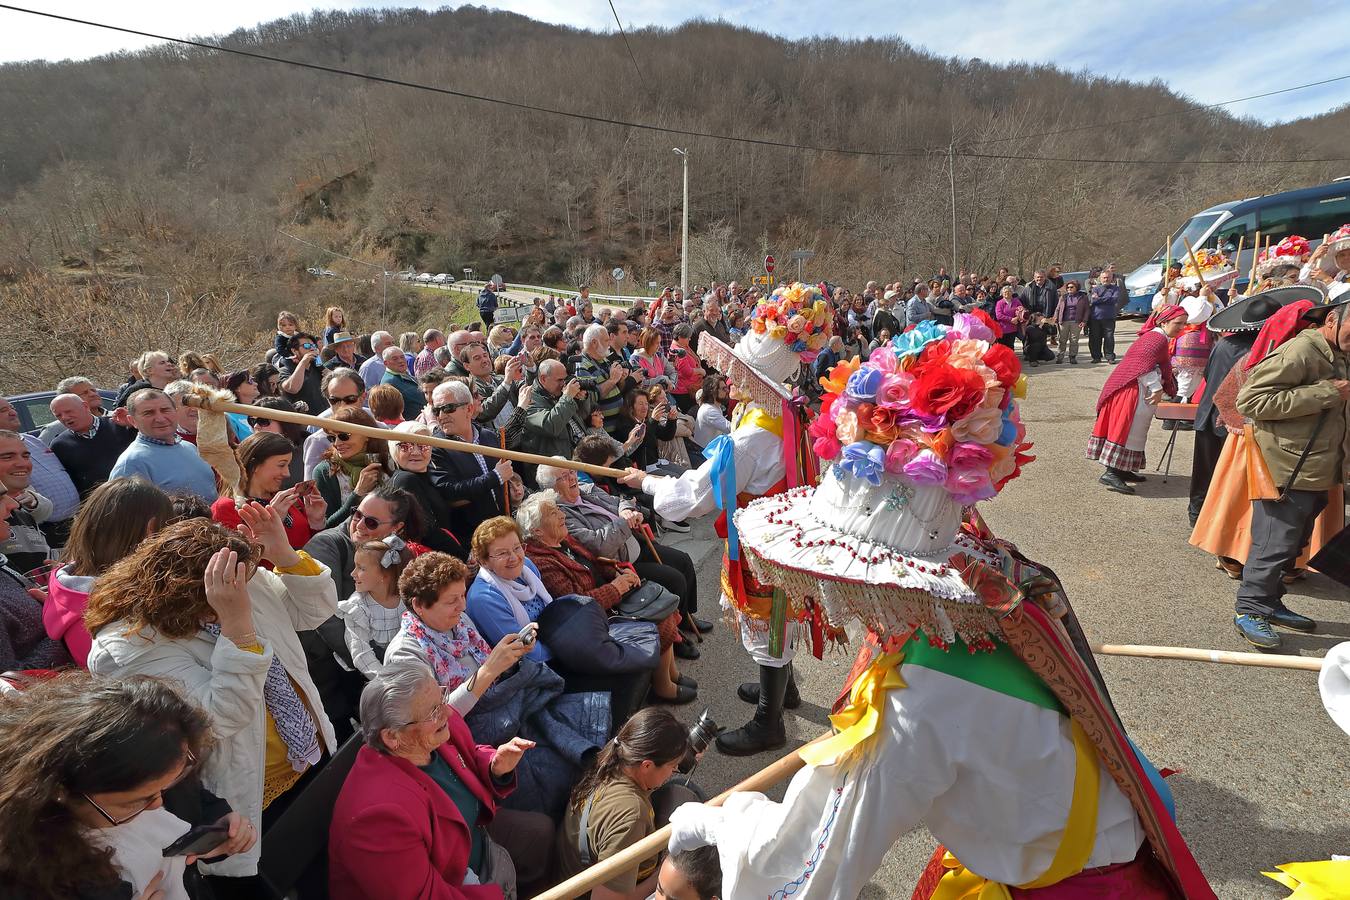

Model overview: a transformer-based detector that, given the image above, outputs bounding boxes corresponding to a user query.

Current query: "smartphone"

[162,821,231,858]
[297,479,316,496]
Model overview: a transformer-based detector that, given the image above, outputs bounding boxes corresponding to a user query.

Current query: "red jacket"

[329,712,513,899]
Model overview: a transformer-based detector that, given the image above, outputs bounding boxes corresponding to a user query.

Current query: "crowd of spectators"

[0,268,1108,898]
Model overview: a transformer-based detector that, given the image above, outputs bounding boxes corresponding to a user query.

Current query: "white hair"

[432,380,473,405]
[381,345,404,362]
[534,456,572,489]
[514,489,560,538]
[582,323,608,348]
[358,661,437,753]
[56,376,93,393]
[372,331,395,350]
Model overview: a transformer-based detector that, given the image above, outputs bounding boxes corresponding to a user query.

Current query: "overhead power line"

[607,0,648,95]
[2,3,1348,168]
[971,71,1350,146]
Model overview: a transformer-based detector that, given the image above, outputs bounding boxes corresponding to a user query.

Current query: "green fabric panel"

[904,629,1065,715]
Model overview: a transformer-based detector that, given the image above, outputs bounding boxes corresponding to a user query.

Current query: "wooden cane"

[1092,643,1321,671]
[1163,238,1172,290]
[499,428,511,516]
[1231,233,1245,294]
[1247,229,1262,293]
[1181,237,1209,289]
[181,394,631,481]
[531,734,828,900]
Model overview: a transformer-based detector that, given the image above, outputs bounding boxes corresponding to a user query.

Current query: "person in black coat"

[612,388,679,472]
[426,381,510,547]
[1188,329,1260,525]
[386,421,467,558]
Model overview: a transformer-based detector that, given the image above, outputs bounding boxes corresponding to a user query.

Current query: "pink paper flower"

[883,437,920,473]
[950,407,1003,445]
[949,442,994,473]
[902,449,947,485]
[875,371,915,411]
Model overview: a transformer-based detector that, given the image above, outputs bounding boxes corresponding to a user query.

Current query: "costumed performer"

[1190,286,1344,581]
[1086,305,1188,495]
[666,313,1215,899]
[1171,291,1219,402]
[1301,224,1350,298]
[620,282,835,757]
[1259,642,1350,897]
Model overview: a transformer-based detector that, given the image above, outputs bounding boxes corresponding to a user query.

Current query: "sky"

[1,1,1347,124]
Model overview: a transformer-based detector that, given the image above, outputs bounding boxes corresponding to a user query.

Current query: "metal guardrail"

[434,279,646,306]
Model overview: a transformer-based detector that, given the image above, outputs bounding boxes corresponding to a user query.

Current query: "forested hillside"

[0,6,1346,387]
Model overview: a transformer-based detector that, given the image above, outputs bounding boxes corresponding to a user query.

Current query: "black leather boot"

[737,662,801,709]
[717,664,788,756]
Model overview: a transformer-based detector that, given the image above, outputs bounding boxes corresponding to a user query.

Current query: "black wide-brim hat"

[1208,284,1330,332]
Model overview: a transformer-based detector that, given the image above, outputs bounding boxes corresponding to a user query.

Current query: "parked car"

[6,389,118,435]
[431,273,449,284]
[306,266,322,276]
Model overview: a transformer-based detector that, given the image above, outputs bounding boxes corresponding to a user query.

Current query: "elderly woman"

[329,662,531,899]
[84,505,338,884]
[212,431,328,557]
[313,406,393,528]
[517,491,694,704]
[386,552,607,821]
[537,459,709,657]
[387,420,467,557]
[466,517,554,664]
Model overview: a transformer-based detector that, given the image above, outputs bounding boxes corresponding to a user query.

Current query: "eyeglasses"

[355,512,393,531]
[432,402,466,416]
[328,394,360,405]
[81,749,198,826]
[247,417,272,427]
[487,543,526,561]
[334,432,360,442]
[300,342,317,351]
[403,687,454,727]
[396,441,429,453]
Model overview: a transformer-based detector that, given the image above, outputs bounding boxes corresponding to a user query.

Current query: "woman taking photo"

[629,328,674,391]
[313,407,392,528]
[85,506,339,884]
[387,421,467,557]
[555,708,695,900]
[466,517,556,664]
[612,388,677,474]
[329,662,532,899]
[44,478,173,667]
[383,551,531,717]
[211,432,327,558]
[0,484,71,672]
[0,673,256,900]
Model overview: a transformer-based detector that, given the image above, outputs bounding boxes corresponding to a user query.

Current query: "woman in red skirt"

[1087,304,1188,494]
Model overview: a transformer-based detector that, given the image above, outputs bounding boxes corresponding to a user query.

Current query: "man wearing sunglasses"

[278,331,328,415]
[428,381,512,546]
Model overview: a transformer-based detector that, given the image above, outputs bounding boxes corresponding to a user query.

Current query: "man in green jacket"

[520,359,585,461]
[1234,301,1350,648]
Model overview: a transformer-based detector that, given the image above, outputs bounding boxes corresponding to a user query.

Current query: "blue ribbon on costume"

[705,433,739,561]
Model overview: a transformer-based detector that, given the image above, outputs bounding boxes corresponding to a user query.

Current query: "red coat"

[329,712,513,900]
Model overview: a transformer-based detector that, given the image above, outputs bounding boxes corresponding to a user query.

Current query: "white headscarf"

[473,560,553,628]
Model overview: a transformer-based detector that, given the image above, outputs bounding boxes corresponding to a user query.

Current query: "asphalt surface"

[648,327,1350,899]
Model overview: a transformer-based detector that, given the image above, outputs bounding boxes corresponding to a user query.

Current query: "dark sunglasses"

[354,512,392,531]
[334,432,355,442]
[247,417,272,427]
[328,394,360,405]
[432,402,466,416]
[300,342,317,351]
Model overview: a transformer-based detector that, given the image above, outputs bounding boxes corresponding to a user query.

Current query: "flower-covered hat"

[734,312,1037,646]
[1328,224,1350,256]
[699,281,834,406]
[1177,248,1236,290]
[1256,235,1311,278]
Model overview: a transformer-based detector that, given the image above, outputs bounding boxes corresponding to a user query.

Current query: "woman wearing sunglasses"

[313,407,393,529]
[85,508,339,889]
[0,672,257,900]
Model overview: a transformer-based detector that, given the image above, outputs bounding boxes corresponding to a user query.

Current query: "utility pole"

[673,148,689,299]
[948,140,958,277]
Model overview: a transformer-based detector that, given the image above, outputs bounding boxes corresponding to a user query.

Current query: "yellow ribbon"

[799,652,906,767]
[929,719,1099,900]
[1263,860,1350,898]
[733,403,783,438]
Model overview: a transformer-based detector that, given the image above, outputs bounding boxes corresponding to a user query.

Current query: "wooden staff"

[1181,237,1208,289]
[1230,233,1245,294]
[1163,238,1172,290]
[1247,229,1263,291]
[499,428,511,516]
[1093,643,1321,671]
[181,394,630,480]
[532,735,828,900]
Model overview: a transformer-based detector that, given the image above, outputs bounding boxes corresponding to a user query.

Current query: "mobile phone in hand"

[162,822,231,858]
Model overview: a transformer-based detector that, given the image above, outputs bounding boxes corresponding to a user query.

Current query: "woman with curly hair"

[85,505,338,885]
[313,406,393,529]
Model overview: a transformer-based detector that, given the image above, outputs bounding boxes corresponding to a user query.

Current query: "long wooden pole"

[1248,229,1262,293]
[1230,233,1245,295]
[531,735,827,900]
[1181,237,1208,289]
[1092,643,1321,671]
[181,394,631,480]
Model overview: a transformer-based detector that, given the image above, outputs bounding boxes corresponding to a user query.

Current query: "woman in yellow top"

[85,501,339,889]
[555,708,695,900]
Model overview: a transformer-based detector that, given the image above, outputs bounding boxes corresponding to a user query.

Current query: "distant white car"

[431,273,449,284]
[415,273,435,283]
[306,267,321,276]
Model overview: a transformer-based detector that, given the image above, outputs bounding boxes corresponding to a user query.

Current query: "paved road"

[649,328,1348,899]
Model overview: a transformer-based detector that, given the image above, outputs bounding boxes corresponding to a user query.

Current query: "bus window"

[1211,213,1255,251]
[1258,202,1299,241]
[1298,194,1350,240]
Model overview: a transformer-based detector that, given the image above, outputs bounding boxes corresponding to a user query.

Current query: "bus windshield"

[1148,213,1224,264]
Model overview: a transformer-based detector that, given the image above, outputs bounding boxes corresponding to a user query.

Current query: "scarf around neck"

[400,610,491,690]
[473,560,553,628]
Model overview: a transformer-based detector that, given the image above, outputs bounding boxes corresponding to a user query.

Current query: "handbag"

[616,579,680,622]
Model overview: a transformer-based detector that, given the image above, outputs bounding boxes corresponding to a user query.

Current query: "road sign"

[612,267,625,281]
[491,273,504,288]
[764,255,776,274]
[788,250,814,261]
[751,275,775,286]
[463,268,474,279]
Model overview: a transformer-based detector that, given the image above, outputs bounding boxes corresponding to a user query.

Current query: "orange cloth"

[1189,430,1344,566]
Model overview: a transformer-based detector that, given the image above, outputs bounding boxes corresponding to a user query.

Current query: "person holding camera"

[668,325,701,414]
[555,708,698,900]
[520,360,587,462]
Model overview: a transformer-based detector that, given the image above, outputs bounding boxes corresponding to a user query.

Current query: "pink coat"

[329,712,513,899]
[44,565,93,667]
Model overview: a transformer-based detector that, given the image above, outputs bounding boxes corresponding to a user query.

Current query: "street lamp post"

[673,148,689,300]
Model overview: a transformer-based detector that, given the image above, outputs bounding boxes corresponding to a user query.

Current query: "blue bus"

[1122,177,1350,313]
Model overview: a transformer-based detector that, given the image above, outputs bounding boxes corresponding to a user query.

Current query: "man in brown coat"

[1233,298,1350,648]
